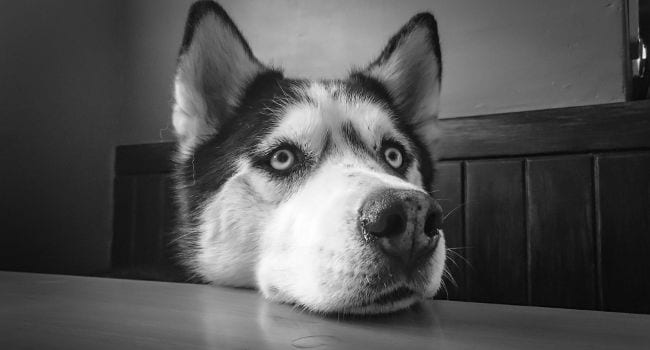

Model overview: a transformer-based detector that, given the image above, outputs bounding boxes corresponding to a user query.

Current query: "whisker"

[443,268,458,288]
[446,246,470,251]
[447,249,474,270]
[445,253,461,270]
[439,278,450,299]
[442,201,470,221]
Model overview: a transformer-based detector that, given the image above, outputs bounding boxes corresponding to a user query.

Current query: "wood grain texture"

[598,152,650,314]
[526,156,597,309]
[438,100,650,160]
[432,161,465,301]
[465,160,527,305]
[2,272,650,350]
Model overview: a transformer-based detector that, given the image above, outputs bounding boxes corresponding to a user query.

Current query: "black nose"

[359,189,442,270]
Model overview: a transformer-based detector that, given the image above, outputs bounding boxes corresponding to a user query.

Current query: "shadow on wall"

[0,1,123,274]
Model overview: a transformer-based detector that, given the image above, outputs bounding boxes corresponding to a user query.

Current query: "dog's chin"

[340,287,423,315]
[343,297,420,315]
[269,285,428,316]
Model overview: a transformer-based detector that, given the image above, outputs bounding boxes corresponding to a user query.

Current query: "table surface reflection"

[1,271,649,349]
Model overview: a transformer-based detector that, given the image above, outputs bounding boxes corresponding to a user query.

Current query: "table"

[1,271,649,349]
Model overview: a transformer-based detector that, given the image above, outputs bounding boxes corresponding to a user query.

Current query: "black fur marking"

[368,12,442,80]
[179,0,257,62]
[343,75,435,191]
[176,70,306,217]
[341,121,370,155]
[345,74,396,108]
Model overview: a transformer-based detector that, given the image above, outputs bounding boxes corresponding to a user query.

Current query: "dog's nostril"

[366,210,406,238]
[424,211,441,238]
[383,213,406,237]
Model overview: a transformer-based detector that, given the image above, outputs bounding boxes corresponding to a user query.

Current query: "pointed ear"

[359,13,442,150]
[173,1,264,152]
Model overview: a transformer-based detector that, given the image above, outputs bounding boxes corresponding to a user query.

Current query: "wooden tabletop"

[2,271,649,349]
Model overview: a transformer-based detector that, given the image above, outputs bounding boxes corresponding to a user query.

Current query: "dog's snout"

[359,189,442,270]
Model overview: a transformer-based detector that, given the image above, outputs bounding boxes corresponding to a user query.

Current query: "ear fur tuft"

[357,12,443,154]
[172,1,265,156]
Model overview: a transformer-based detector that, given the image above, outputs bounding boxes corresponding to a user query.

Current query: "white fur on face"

[193,82,445,314]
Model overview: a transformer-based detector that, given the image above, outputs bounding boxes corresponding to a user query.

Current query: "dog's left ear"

[172,1,264,153]
[357,13,442,150]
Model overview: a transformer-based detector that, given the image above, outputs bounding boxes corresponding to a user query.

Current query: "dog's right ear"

[173,1,264,152]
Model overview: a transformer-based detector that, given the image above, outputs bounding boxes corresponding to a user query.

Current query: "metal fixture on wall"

[631,35,648,99]
[630,0,650,99]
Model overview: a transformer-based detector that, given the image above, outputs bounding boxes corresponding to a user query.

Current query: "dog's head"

[172,1,445,314]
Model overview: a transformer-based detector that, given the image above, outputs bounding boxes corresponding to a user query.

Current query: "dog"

[171,0,446,315]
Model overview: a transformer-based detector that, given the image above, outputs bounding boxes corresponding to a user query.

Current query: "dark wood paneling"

[115,142,175,175]
[133,175,167,266]
[599,152,650,314]
[438,100,650,160]
[161,175,178,267]
[465,160,528,305]
[527,156,597,309]
[432,161,465,300]
[112,175,136,268]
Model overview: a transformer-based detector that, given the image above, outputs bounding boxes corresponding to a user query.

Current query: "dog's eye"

[270,148,296,171]
[384,147,403,168]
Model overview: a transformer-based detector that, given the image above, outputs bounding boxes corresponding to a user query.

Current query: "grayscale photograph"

[1,1,649,349]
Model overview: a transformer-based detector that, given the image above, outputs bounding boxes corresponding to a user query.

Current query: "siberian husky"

[171,0,446,314]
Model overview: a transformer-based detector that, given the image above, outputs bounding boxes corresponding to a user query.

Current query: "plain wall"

[118,0,627,145]
[0,1,124,274]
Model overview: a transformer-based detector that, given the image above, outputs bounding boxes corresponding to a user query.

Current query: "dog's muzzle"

[359,189,442,274]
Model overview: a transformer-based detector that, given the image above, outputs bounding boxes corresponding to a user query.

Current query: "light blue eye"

[384,147,403,168]
[270,149,295,171]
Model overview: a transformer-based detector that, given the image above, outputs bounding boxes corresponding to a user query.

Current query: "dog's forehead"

[258,81,408,153]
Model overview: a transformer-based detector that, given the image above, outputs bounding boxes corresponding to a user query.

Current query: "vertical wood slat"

[161,175,177,267]
[133,175,167,266]
[465,160,528,305]
[598,152,650,314]
[432,161,465,300]
[526,156,597,309]
[112,176,136,268]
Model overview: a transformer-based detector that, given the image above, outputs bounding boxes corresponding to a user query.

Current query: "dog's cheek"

[195,174,273,287]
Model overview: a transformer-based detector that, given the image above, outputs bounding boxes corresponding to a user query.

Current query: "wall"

[0,0,629,275]
[117,0,627,145]
[0,1,124,274]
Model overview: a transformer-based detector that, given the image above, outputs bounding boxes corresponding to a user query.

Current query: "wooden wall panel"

[527,156,597,309]
[599,152,650,314]
[465,160,528,305]
[161,175,178,267]
[133,175,167,266]
[432,161,465,300]
[112,175,136,268]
